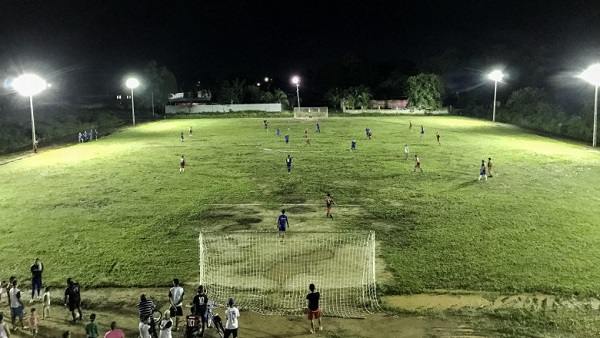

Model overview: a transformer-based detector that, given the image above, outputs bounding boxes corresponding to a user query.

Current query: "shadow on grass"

[453,179,477,190]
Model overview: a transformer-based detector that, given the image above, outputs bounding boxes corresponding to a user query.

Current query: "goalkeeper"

[277,210,289,238]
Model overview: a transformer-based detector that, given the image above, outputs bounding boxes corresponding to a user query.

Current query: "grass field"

[1,115,599,298]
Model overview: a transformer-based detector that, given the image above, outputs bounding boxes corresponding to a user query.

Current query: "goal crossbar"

[293,107,328,118]
[199,231,379,317]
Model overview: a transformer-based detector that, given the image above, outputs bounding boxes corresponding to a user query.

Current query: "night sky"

[2,0,600,94]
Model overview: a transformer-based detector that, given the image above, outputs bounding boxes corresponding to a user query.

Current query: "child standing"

[85,314,98,338]
[29,308,39,338]
[42,287,50,319]
[478,160,487,181]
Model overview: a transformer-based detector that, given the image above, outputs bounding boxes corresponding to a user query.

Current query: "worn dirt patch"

[1,288,491,338]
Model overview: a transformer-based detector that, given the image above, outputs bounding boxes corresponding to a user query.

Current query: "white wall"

[166,103,282,114]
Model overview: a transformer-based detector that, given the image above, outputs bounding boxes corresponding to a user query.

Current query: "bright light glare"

[264,77,269,82]
[13,74,47,96]
[579,64,600,87]
[126,78,140,89]
[488,70,504,82]
[291,76,300,85]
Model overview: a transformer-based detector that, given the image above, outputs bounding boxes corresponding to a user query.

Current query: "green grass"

[1,116,599,296]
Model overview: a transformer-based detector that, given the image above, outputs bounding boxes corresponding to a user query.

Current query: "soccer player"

[168,278,185,332]
[180,132,184,142]
[286,155,292,173]
[478,160,487,181]
[277,210,289,238]
[30,258,43,302]
[351,140,356,150]
[305,137,311,146]
[180,156,185,174]
[304,128,308,138]
[316,123,320,133]
[284,134,289,145]
[413,155,423,173]
[436,132,441,145]
[64,278,82,323]
[487,158,494,177]
[404,144,409,160]
[420,125,425,137]
[192,285,208,337]
[263,120,268,130]
[224,298,240,338]
[189,127,193,137]
[365,128,372,140]
[276,128,280,137]
[409,121,413,132]
[325,193,335,219]
[306,284,322,334]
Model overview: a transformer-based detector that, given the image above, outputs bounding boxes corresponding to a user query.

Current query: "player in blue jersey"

[277,210,289,238]
[351,140,356,150]
[325,194,335,219]
[181,132,184,142]
[263,120,268,130]
[276,128,280,137]
[316,123,320,133]
[286,155,292,173]
[478,160,487,181]
[420,125,425,137]
[285,134,289,145]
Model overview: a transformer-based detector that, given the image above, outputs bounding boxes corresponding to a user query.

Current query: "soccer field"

[1,115,599,296]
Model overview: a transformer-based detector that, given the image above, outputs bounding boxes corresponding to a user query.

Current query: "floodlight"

[291,76,300,85]
[13,74,47,97]
[580,64,600,87]
[487,70,504,83]
[126,78,140,89]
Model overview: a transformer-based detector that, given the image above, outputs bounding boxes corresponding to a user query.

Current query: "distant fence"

[166,103,282,114]
[343,108,448,115]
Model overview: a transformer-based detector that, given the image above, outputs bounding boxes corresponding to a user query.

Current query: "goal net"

[293,107,328,119]
[199,231,379,318]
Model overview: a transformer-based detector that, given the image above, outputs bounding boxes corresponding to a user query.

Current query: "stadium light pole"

[126,78,140,126]
[291,76,300,108]
[13,74,48,153]
[264,77,272,90]
[579,64,600,147]
[487,70,504,122]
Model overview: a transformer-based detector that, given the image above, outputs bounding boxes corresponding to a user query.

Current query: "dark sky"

[2,0,600,93]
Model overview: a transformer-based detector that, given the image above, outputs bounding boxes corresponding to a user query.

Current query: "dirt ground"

[0,288,491,338]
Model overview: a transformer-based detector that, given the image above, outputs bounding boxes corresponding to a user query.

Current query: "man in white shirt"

[224,298,240,338]
[9,280,25,330]
[139,317,151,338]
[168,279,184,332]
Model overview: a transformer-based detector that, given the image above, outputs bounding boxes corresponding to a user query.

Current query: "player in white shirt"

[224,298,240,338]
[139,317,152,338]
[404,145,409,160]
[168,279,184,332]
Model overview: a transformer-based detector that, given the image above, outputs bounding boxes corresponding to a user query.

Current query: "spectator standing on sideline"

[94,129,98,141]
[103,322,124,338]
[30,258,44,302]
[78,133,83,143]
[137,295,156,338]
[9,279,25,331]
[86,314,99,338]
[159,311,173,338]
[0,313,10,338]
[192,286,208,337]
[64,278,82,323]
[224,298,240,338]
[6,276,16,306]
[42,287,50,319]
[28,308,38,338]
[306,283,322,334]
[139,317,151,338]
[168,279,184,332]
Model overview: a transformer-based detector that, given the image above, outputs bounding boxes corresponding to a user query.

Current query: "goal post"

[293,107,328,119]
[199,231,380,318]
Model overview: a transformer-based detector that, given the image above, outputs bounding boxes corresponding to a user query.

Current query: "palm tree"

[272,89,290,109]
[324,88,344,110]
[357,89,372,111]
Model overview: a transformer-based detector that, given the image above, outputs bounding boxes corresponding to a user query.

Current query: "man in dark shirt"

[192,285,208,337]
[30,258,44,302]
[64,278,82,323]
[306,283,322,334]
[138,294,157,338]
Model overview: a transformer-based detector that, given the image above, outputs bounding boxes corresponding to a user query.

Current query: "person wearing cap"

[224,298,240,338]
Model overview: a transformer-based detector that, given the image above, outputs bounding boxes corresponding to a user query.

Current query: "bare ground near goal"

[3,288,492,338]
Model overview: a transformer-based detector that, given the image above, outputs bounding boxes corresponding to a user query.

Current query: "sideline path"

[0,153,35,166]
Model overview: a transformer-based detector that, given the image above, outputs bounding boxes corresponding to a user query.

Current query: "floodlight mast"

[487,70,504,122]
[126,78,140,126]
[13,74,47,153]
[292,76,300,108]
[579,64,600,147]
